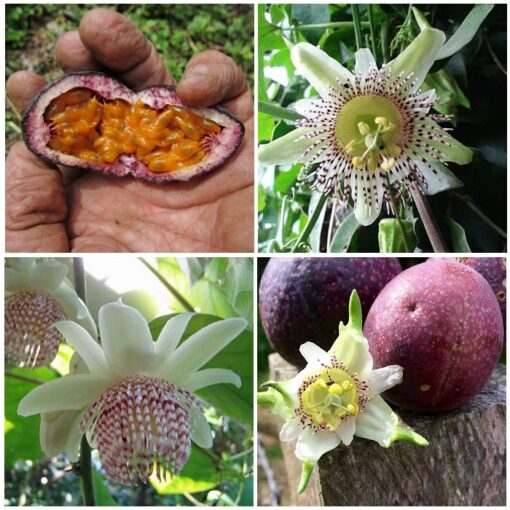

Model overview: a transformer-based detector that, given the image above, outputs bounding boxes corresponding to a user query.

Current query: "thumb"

[177,50,248,107]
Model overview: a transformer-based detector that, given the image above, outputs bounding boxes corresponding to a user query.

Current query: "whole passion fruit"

[364,259,504,412]
[22,72,244,182]
[259,257,402,367]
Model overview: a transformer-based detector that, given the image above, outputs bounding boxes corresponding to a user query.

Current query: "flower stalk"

[291,193,328,252]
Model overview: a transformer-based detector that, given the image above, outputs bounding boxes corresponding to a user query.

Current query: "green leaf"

[92,467,117,505]
[189,280,237,318]
[149,314,253,424]
[5,367,56,468]
[292,4,330,45]
[258,112,275,142]
[378,218,416,253]
[151,445,220,494]
[437,4,494,60]
[204,258,229,282]
[328,212,359,252]
[222,259,254,330]
[176,257,208,285]
[447,218,472,252]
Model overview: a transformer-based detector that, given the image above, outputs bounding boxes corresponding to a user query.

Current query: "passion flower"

[23,72,244,182]
[259,28,472,225]
[18,301,246,486]
[5,258,95,368]
[258,290,428,493]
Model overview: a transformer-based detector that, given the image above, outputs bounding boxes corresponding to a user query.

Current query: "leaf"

[329,212,359,252]
[437,4,494,60]
[189,280,237,318]
[222,259,254,330]
[150,445,220,494]
[176,257,208,285]
[258,112,275,142]
[378,218,416,253]
[92,467,117,505]
[447,218,472,252]
[149,314,253,424]
[5,367,56,468]
[308,190,327,252]
[292,4,330,45]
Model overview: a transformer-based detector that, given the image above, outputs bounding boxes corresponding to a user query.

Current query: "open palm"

[6,9,253,253]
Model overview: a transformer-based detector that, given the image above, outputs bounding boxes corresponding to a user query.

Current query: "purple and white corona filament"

[259,28,472,225]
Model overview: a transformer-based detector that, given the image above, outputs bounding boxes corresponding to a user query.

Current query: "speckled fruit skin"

[457,258,506,327]
[364,259,504,412]
[22,72,244,183]
[259,257,402,367]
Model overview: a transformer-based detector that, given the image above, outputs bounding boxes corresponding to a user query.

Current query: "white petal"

[55,321,108,375]
[259,127,317,165]
[295,428,341,462]
[180,368,241,393]
[18,374,110,416]
[414,160,463,196]
[291,42,352,99]
[355,395,398,447]
[154,312,194,356]
[353,171,384,226]
[5,268,31,292]
[40,409,84,462]
[354,48,376,76]
[299,342,330,368]
[99,301,156,377]
[30,260,68,292]
[279,419,302,442]
[161,318,247,384]
[329,322,373,376]
[292,98,320,117]
[336,417,356,445]
[64,411,87,462]
[190,408,213,448]
[364,366,403,398]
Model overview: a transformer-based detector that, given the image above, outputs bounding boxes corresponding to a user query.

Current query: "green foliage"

[258,3,506,253]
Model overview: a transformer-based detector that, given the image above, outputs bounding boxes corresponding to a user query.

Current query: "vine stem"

[139,258,195,312]
[368,5,378,64]
[291,193,328,252]
[73,259,96,506]
[277,21,370,31]
[5,370,46,385]
[386,177,411,252]
[258,101,302,122]
[351,4,363,50]
[409,184,447,252]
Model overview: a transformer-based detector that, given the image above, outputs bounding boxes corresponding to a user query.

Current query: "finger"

[55,31,103,72]
[7,71,47,114]
[6,142,69,252]
[177,50,248,107]
[78,8,175,89]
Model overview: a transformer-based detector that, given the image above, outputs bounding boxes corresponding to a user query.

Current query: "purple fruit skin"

[22,72,244,183]
[259,257,402,367]
[458,258,506,326]
[364,259,504,412]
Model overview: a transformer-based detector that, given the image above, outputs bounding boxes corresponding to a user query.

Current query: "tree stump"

[269,353,506,506]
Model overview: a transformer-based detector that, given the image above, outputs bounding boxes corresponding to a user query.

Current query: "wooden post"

[269,353,506,506]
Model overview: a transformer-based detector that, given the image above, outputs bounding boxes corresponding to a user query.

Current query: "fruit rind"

[22,71,245,182]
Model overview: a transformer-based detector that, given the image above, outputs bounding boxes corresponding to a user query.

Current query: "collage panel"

[6,4,254,253]
[258,4,506,253]
[257,256,505,505]
[5,257,253,505]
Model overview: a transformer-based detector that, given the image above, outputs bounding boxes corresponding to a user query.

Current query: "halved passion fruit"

[22,72,245,182]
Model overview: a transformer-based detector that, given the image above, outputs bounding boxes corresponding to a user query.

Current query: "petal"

[18,374,110,416]
[423,120,473,165]
[299,342,330,368]
[352,170,384,227]
[160,318,247,384]
[99,301,156,377]
[354,395,398,447]
[280,418,302,442]
[5,268,31,292]
[55,321,108,375]
[154,312,194,356]
[355,48,376,76]
[412,160,463,195]
[30,260,68,292]
[190,408,213,448]
[364,365,403,398]
[329,322,373,376]
[64,411,87,462]
[40,409,84,462]
[295,428,341,462]
[390,27,446,92]
[336,417,356,445]
[180,368,241,393]
[259,127,317,165]
[292,98,320,117]
[291,42,353,99]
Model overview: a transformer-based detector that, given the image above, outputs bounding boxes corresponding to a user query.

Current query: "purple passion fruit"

[364,259,504,412]
[22,72,245,182]
[259,257,402,367]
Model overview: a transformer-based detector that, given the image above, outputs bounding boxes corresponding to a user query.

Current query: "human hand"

[6,8,253,253]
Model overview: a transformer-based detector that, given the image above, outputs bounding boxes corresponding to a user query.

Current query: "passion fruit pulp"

[23,72,245,182]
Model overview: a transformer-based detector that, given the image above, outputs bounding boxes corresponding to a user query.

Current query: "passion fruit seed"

[45,88,222,174]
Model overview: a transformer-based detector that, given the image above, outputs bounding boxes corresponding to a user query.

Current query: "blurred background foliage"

[258,4,506,253]
[5,257,253,506]
[6,3,254,152]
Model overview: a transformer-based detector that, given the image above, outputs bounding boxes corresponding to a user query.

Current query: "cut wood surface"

[269,353,506,506]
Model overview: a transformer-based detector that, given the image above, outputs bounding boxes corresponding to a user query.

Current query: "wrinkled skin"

[6,8,253,252]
